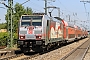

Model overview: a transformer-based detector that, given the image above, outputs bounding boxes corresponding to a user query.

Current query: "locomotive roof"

[61,20,68,27]
[44,15,62,23]
[68,22,75,28]
[21,15,44,16]
[74,25,78,28]
[33,13,45,15]
[21,15,63,23]
[51,17,62,23]
[54,17,62,21]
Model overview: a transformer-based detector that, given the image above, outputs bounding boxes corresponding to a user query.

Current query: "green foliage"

[0,32,18,46]
[4,3,33,46]
[0,23,7,29]
[5,3,33,33]
[13,33,18,44]
[0,32,8,46]
[24,7,33,15]
[5,3,33,44]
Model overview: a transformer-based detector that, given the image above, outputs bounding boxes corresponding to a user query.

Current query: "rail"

[60,38,90,60]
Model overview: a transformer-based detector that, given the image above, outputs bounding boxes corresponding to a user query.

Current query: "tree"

[5,3,33,33]
[0,32,8,46]
[0,23,7,29]
[24,7,33,15]
[5,3,33,45]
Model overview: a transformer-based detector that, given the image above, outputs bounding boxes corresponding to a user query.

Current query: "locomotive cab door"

[45,20,50,45]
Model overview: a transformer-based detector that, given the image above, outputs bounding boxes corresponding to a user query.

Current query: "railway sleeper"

[0,51,14,59]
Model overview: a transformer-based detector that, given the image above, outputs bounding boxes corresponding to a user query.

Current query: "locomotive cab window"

[21,22,30,26]
[21,16,43,26]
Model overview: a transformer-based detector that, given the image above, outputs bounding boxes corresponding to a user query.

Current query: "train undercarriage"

[17,39,67,53]
[18,40,44,52]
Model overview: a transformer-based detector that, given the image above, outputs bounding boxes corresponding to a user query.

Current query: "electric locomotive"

[17,14,64,52]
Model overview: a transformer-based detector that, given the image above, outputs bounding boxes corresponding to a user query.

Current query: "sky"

[0,0,90,30]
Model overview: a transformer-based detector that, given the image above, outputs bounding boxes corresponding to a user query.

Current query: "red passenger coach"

[74,25,78,39]
[62,20,68,39]
[62,20,76,42]
[84,30,88,37]
[67,23,76,40]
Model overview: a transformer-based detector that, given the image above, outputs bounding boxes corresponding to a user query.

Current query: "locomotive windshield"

[21,22,30,26]
[21,16,42,26]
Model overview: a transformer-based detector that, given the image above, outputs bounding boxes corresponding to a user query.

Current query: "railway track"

[83,45,90,60]
[60,38,90,60]
[0,53,24,60]
[0,52,39,60]
[0,46,6,49]
[12,54,39,60]
[0,38,89,60]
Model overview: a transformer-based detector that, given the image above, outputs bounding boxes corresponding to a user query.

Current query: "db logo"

[28,30,32,34]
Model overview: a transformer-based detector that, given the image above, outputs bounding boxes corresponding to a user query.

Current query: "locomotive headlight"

[20,36,25,39]
[36,35,42,39]
[39,36,41,38]
[21,37,23,38]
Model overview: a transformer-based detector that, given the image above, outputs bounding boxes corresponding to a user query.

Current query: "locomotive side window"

[47,20,49,26]
[21,16,42,26]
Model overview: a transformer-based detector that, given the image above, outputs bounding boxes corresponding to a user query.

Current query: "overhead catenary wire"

[57,0,83,22]
[13,0,44,13]
[57,0,72,13]
[83,3,87,13]
[83,2,88,19]
[80,0,90,20]
[25,0,44,13]
[21,0,30,5]
[57,0,89,30]
[28,1,44,10]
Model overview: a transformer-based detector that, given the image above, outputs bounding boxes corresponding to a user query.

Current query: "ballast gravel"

[29,38,89,60]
